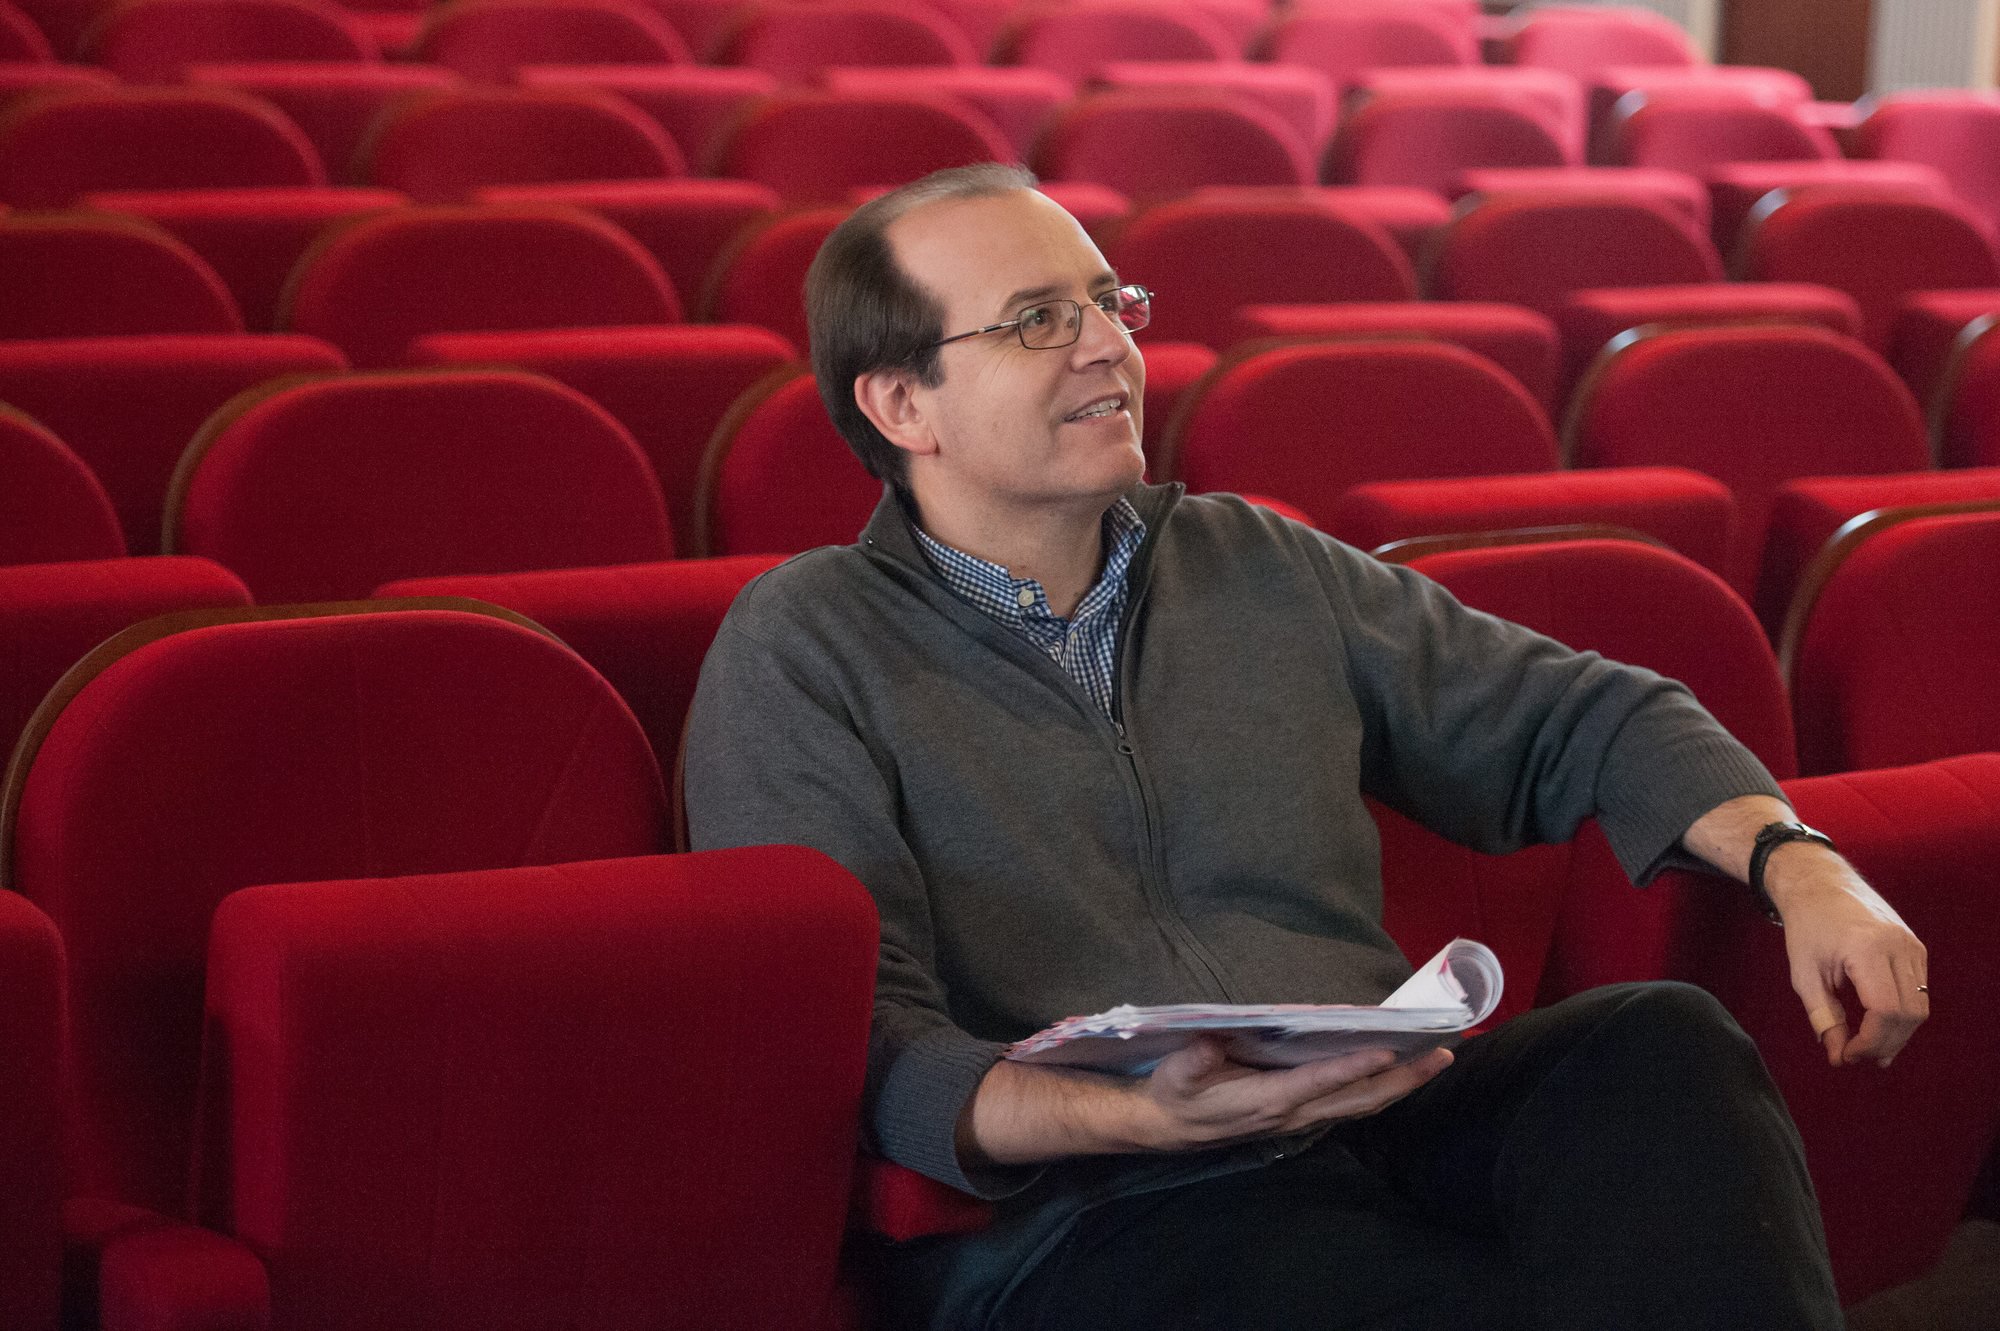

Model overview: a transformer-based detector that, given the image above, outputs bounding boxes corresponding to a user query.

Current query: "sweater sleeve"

[683,604,1039,1199]
[1313,537,1784,883]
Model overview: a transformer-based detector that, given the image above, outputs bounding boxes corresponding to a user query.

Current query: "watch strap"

[1747,821,1836,925]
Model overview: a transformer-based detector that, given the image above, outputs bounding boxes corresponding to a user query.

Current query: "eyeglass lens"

[1018,286,1152,349]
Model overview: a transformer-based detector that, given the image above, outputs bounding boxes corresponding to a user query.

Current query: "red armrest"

[852,1157,996,1243]
[65,1198,269,1331]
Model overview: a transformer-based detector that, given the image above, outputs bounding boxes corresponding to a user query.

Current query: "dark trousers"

[993,982,1842,1331]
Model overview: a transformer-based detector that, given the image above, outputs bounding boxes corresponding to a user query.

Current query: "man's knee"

[1572,980,1768,1091]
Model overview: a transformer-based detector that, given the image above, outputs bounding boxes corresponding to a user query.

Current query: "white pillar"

[1868,0,2000,92]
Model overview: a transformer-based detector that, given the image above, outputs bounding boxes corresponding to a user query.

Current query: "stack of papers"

[1006,939,1503,1075]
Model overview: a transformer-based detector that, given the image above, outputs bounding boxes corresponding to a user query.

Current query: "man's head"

[806,164,1147,515]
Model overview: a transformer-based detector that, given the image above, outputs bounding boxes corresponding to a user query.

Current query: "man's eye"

[1019,306,1053,328]
[1095,293,1122,314]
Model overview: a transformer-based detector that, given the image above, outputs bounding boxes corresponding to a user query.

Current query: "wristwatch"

[1747,821,1837,925]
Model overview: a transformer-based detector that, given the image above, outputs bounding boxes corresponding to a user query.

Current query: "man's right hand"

[957,1040,1454,1170]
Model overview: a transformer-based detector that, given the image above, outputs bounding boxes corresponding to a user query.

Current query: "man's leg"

[1338,980,1842,1331]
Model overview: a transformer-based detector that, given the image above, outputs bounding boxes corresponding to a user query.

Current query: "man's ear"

[854,368,940,460]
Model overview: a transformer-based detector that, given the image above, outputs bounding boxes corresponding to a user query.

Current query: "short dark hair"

[806,163,1040,490]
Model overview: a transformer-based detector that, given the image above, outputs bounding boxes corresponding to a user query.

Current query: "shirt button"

[1015,588,1035,608]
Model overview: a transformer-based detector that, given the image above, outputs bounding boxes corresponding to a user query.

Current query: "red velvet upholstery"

[167,368,675,600]
[1452,164,1709,233]
[3,604,673,1218]
[357,85,685,203]
[993,0,1233,82]
[1037,88,1312,197]
[1106,193,1413,348]
[471,176,779,317]
[714,0,972,80]
[0,556,252,764]
[280,203,679,367]
[78,0,376,81]
[186,850,874,1330]
[701,205,847,350]
[820,64,1072,160]
[1333,466,1737,578]
[513,62,776,175]
[1587,64,1812,144]
[1037,178,1132,238]
[375,552,786,763]
[1348,66,1586,162]
[404,323,797,555]
[1136,339,1216,473]
[1889,287,2000,417]
[0,213,242,339]
[1496,4,1701,81]
[1566,324,1933,606]
[8,0,101,55]
[1786,507,2000,775]
[411,0,690,79]
[0,406,124,565]
[0,86,323,208]
[645,0,753,56]
[186,61,461,184]
[0,62,114,101]
[1739,187,2000,350]
[1761,470,2000,648]
[1427,194,1720,319]
[1227,300,1560,409]
[1253,6,1474,94]
[1090,60,1337,154]
[710,90,1012,202]
[1651,752,2000,1302]
[1935,315,2000,467]
[695,365,881,556]
[1853,91,2000,237]
[1555,280,1862,393]
[0,332,347,553]
[1607,93,1838,174]
[84,185,409,332]
[1161,340,1560,516]
[1704,159,1950,261]
[0,889,62,1331]
[0,0,54,59]
[1324,91,1572,194]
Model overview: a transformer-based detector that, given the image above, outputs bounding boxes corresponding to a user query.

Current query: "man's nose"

[1071,302,1132,367]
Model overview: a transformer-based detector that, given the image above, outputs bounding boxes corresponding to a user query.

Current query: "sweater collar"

[857,481,1183,581]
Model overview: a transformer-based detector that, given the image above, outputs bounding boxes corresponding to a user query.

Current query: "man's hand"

[1684,794,1929,1068]
[957,1041,1453,1170]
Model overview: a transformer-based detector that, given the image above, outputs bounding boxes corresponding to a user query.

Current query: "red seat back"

[1107,194,1414,347]
[0,889,61,1331]
[1,605,670,1213]
[281,203,679,367]
[1255,7,1473,91]
[695,366,882,556]
[358,85,684,203]
[1161,340,1560,515]
[1034,88,1312,196]
[79,0,376,81]
[710,91,1011,203]
[0,86,323,207]
[0,0,53,59]
[166,368,675,600]
[714,0,974,80]
[1612,94,1838,174]
[185,61,461,184]
[412,0,689,79]
[0,213,242,339]
[1938,316,2000,468]
[1428,194,1720,318]
[0,406,124,565]
[1854,91,2000,233]
[1325,90,1571,192]
[1498,4,1701,82]
[994,1,1233,82]
[701,205,847,350]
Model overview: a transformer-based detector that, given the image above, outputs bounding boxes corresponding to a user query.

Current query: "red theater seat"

[1349,66,1586,162]
[1738,187,2000,350]
[186,61,460,184]
[1227,301,1559,408]
[1324,90,1572,193]
[84,185,408,332]
[0,0,53,59]
[0,86,323,208]
[821,64,1072,161]
[1853,91,2000,236]
[1605,90,1838,174]
[1090,60,1337,153]
[357,85,685,203]
[0,889,61,1331]
[1933,312,2000,467]
[1137,338,1216,471]
[77,0,376,81]
[1496,4,1701,82]
[1106,193,1414,348]
[165,368,674,600]
[709,91,1011,203]
[992,0,1233,82]
[1782,502,2000,774]
[713,0,973,80]
[179,849,875,1330]
[0,332,346,553]
[1334,467,1736,579]
[1888,287,2000,415]
[1426,194,1720,319]
[0,405,124,565]
[1036,89,1312,198]
[1252,5,1474,94]
[512,62,776,171]
[280,202,680,367]
[0,63,113,103]
[1556,282,1862,392]
[0,555,252,763]
[1704,159,1950,260]
[0,213,242,339]
[700,205,846,350]
[0,603,673,1282]
[1453,164,1709,233]
[1588,64,1813,144]
[405,322,797,554]
[411,0,690,79]
[694,364,881,556]
[376,552,788,763]
[1159,339,1560,519]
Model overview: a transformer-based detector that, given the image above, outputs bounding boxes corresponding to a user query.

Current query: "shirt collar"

[912,498,1148,624]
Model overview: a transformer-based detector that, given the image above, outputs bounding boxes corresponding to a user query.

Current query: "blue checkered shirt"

[912,498,1146,720]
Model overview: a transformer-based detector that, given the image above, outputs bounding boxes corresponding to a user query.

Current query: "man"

[684,164,1929,1330]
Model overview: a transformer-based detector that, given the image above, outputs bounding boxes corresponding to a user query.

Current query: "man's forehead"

[887,189,1109,312]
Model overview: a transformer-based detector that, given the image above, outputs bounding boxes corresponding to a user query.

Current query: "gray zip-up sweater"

[684,484,1781,1321]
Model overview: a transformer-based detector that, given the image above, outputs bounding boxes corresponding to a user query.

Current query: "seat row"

[3,528,1998,1327]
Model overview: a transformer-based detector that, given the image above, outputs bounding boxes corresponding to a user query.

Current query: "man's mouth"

[1063,395,1127,422]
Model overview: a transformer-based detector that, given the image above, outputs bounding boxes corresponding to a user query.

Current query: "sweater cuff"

[872,1025,1044,1200]
[1596,730,1786,886]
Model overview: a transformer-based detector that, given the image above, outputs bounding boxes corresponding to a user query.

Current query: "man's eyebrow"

[996,272,1122,318]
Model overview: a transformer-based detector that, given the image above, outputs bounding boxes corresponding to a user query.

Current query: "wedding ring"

[1807,1006,1844,1038]
[1917,984,1930,994]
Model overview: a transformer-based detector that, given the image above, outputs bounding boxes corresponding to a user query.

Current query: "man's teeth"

[1070,399,1121,420]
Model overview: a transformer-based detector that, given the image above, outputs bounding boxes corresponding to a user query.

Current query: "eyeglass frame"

[924,284,1154,352]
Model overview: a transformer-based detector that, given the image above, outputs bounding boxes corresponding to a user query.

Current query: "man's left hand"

[1764,844,1929,1067]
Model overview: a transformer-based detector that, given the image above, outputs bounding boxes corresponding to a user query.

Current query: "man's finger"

[1839,951,1923,1065]
[1285,1047,1453,1129]
[1797,975,1848,1065]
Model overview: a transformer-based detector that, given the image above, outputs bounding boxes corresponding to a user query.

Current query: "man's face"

[886,189,1147,514]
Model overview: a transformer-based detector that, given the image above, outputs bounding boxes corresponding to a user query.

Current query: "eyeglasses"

[928,284,1153,351]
